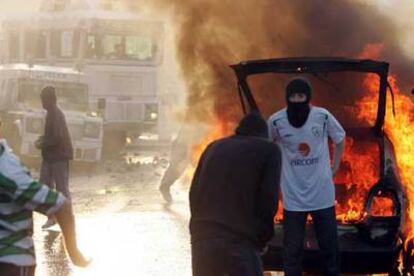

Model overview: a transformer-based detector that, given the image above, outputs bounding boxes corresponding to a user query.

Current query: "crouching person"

[189,112,281,276]
[0,140,90,275]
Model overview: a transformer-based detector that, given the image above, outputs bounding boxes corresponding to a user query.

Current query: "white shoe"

[42,218,57,229]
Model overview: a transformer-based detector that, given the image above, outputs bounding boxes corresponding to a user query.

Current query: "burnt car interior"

[230,57,413,275]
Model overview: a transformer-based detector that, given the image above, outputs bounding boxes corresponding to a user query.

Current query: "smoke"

[140,0,414,128]
[0,0,40,13]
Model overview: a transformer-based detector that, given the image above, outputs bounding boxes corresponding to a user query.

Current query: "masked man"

[268,78,345,276]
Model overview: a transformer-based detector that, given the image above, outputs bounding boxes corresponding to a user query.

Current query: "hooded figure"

[189,112,281,276]
[285,77,312,128]
[235,111,268,138]
[38,86,73,162]
[40,86,57,111]
[37,86,74,229]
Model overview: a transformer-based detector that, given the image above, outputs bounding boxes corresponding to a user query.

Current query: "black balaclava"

[235,112,268,138]
[285,78,312,128]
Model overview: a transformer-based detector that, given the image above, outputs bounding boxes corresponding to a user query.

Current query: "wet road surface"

[32,158,193,276]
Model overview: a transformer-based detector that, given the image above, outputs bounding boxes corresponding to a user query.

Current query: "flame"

[371,196,395,217]
[334,136,380,222]
[355,43,414,240]
[356,73,414,237]
[191,119,234,163]
[192,44,414,232]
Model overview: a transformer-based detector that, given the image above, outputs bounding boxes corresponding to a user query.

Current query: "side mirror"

[411,88,414,95]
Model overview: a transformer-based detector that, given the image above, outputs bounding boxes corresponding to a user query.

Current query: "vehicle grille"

[73,148,98,161]
[126,103,143,120]
[83,148,98,161]
[68,124,83,140]
[105,102,144,122]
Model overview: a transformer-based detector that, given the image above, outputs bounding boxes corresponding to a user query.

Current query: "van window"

[8,33,20,60]
[17,80,88,112]
[50,30,80,58]
[25,31,47,59]
[85,33,155,61]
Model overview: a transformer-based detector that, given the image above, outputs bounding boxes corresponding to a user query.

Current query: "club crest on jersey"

[311,126,322,137]
[298,143,311,157]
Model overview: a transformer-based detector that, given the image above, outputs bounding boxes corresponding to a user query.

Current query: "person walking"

[268,77,345,276]
[159,125,193,203]
[190,112,281,276]
[159,122,207,203]
[36,86,74,229]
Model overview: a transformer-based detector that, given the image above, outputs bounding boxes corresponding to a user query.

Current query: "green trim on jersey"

[35,190,59,214]
[0,210,32,223]
[16,182,43,206]
[0,139,66,265]
[0,230,28,246]
[0,173,18,193]
[0,245,35,257]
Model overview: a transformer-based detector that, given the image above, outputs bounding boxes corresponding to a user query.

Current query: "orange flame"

[191,119,234,163]
[192,44,414,232]
[334,136,380,222]
[357,72,414,237]
[355,43,414,239]
[371,196,395,217]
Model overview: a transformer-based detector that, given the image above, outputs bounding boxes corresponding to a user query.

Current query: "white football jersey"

[268,106,345,211]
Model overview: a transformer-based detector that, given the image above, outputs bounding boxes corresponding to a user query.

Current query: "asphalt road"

[32,156,193,276]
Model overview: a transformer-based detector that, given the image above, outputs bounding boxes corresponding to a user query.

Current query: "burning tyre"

[231,57,413,274]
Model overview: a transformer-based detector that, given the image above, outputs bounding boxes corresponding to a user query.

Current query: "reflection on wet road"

[32,161,192,276]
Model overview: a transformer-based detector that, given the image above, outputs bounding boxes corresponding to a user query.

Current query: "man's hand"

[331,139,345,178]
[67,247,91,267]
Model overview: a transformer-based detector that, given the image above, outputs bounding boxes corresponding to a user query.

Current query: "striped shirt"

[0,139,66,266]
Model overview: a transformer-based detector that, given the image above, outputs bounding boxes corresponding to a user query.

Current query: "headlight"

[25,118,44,134]
[150,112,158,120]
[88,111,98,118]
[145,104,158,122]
[84,122,101,138]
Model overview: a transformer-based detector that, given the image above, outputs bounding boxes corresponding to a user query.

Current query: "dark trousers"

[40,160,71,200]
[283,206,340,276]
[0,263,35,276]
[192,238,263,276]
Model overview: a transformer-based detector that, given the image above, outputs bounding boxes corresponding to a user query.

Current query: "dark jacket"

[189,113,281,249]
[41,106,73,162]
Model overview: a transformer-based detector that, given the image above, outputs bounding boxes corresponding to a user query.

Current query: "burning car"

[231,57,414,274]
